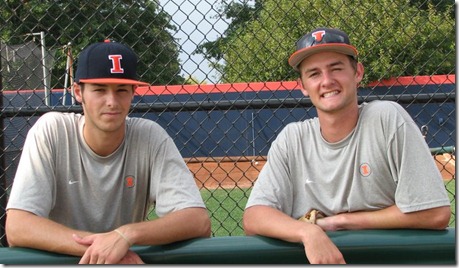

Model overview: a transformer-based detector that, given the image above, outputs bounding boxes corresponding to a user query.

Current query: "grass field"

[200,187,251,237]
[149,181,456,237]
[445,179,455,226]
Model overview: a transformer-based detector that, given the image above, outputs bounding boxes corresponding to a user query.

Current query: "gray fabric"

[246,101,450,219]
[7,112,205,232]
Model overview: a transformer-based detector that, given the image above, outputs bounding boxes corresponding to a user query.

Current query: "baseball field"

[148,153,456,237]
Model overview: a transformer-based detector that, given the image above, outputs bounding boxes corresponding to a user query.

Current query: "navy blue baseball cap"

[288,27,358,71]
[75,40,149,85]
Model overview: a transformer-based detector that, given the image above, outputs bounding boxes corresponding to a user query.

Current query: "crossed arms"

[6,207,210,264]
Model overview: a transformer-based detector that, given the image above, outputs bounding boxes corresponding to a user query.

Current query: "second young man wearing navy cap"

[243,27,450,264]
[6,40,211,264]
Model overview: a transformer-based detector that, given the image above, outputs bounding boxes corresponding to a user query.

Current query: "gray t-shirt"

[246,101,450,219]
[7,112,205,232]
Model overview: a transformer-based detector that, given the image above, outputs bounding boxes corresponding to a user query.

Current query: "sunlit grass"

[148,181,455,234]
[445,179,455,226]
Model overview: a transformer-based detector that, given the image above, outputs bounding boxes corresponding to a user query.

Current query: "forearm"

[6,209,91,256]
[322,205,451,231]
[243,205,345,264]
[243,205,321,244]
[117,207,211,246]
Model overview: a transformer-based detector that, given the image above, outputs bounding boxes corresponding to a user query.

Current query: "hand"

[117,250,145,264]
[316,213,349,231]
[302,224,346,264]
[73,230,131,264]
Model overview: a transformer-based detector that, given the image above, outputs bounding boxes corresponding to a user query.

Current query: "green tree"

[184,75,207,85]
[195,0,263,62]
[1,0,184,88]
[198,0,455,85]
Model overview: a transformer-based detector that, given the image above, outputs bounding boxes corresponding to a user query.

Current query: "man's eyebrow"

[304,60,345,73]
[90,83,130,87]
[90,83,108,87]
[328,60,345,68]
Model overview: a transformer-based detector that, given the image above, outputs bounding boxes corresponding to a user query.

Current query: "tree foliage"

[198,0,455,85]
[1,0,184,87]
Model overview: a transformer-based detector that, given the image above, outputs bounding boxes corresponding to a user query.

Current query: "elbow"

[416,206,452,230]
[431,206,451,230]
[5,230,17,248]
[201,217,212,238]
[5,209,38,248]
[197,209,212,238]
[5,217,21,247]
[242,209,256,236]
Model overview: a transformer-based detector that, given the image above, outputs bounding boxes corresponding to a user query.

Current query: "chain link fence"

[0,1,455,243]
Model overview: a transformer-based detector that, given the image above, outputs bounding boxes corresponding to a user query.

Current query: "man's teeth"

[323,91,339,98]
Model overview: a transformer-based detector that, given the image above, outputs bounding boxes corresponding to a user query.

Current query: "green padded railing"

[0,228,455,264]
[430,146,455,155]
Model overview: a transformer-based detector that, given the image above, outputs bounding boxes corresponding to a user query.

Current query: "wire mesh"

[0,0,455,243]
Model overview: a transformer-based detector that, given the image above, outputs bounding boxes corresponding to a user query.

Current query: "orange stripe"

[3,75,454,95]
[135,81,301,95]
[367,74,455,87]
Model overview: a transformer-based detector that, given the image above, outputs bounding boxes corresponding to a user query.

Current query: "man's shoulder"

[126,117,164,129]
[276,118,318,141]
[283,118,317,132]
[126,117,170,139]
[35,112,80,127]
[362,100,408,118]
[361,101,414,126]
[363,100,404,111]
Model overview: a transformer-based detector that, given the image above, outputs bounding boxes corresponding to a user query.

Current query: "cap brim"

[288,44,358,71]
[78,78,150,86]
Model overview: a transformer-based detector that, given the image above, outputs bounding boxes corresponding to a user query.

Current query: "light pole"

[25,31,49,106]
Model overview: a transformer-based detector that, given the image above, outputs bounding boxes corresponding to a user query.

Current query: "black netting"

[0,0,455,243]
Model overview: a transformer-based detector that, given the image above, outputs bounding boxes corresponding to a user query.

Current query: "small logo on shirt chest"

[360,163,372,177]
[125,176,135,188]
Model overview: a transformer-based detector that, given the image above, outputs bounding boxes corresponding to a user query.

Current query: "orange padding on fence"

[135,74,455,95]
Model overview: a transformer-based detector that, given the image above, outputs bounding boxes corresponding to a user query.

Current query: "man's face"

[75,83,134,134]
[298,51,364,114]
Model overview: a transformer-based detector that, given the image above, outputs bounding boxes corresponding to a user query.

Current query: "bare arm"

[113,207,211,246]
[6,209,91,256]
[243,205,345,264]
[317,205,451,231]
[75,207,211,264]
[7,207,210,264]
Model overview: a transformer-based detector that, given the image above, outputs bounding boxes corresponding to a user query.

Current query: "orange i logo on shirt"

[360,163,372,177]
[125,176,135,188]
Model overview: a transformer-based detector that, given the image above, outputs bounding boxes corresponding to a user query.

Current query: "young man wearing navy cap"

[243,27,450,264]
[6,40,211,264]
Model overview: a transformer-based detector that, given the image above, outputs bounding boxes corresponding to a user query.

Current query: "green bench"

[0,228,455,264]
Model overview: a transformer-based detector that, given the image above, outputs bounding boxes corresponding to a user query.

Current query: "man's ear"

[297,78,309,97]
[355,62,365,85]
[132,85,137,100]
[73,83,83,103]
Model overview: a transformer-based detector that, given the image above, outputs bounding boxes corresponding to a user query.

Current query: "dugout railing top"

[0,228,455,264]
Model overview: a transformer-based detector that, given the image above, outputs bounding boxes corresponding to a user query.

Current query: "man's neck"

[83,125,125,157]
[318,105,359,143]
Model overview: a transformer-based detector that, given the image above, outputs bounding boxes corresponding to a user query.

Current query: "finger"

[72,233,93,246]
[133,253,145,264]
[78,252,89,264]
[90,252,100,264]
